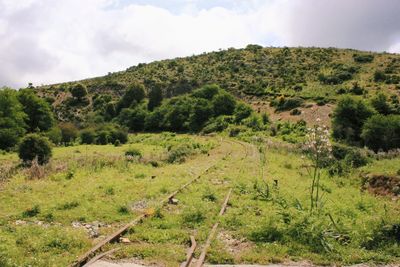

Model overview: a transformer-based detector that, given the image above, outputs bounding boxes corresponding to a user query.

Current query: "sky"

[0,0,400,88]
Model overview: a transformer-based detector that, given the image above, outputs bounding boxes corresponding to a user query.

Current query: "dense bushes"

[332,96,400,151]
[361,115,400,152]
[122,85,252,133]
[371,93,393,115]
[59,123,79,145]
[70,83,88,100]
[79,124,128,145]
[0,88,56,150]
[332,97,374,145]
[319,65,357,85]
[18,134,52,165]
[271,96,304,111]
[117,83,145,112]
[212,92,236,116]
[18,89,54,132]
[0,89,27,150]
[353,54,374,63]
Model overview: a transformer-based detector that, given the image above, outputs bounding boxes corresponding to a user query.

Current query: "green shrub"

[96,130,110,145]
[212,92,236,116]
[202,116,232,134]
[349,82,364,95]
[18,89,54,132]
[261,113,269,125]
[144,109,164,131]
[332,97,374,145]
[117,106,147,132]
[80,129,96,144]
[188,98,214,131]
[0,88,27,150]
[361,114,400,151]
[343,150,369,168]
[70,83,88,99]
[59,123,78,145]
[118,205,129,214]
[353,54,374,63]
[290,108,301,115]
[191,84,220,100]
[147,84,163,111]
[374,70,387,82]
[272,96,304,111]
[117,83,145,112]
[18,134,52,165]
[234,102,252,123]
[371,93,392,115]
[57,201,79,210]
[363,222,400,249]
[243,115,263,131]
[125,148,142,158]
[45,126,62,145]
[166,144,193,163]
[22,205,40,218]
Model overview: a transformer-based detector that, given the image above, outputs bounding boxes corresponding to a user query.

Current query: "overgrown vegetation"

[1,46,400,266]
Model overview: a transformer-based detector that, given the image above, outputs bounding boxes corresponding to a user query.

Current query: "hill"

[36,45,400,124]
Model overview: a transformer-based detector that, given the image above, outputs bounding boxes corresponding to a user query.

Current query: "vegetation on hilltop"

[34,46,400,123]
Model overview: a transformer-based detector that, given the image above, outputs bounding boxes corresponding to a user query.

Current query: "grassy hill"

[36,46,400,124]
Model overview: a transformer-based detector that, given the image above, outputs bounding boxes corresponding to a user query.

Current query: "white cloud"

[0,0,399,88]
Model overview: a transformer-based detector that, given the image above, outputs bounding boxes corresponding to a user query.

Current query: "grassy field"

[0,133,399,266]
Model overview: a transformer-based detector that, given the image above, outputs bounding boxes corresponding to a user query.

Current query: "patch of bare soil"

[250,101,334,126]
[217,231,253,256]
[362,174,400,198]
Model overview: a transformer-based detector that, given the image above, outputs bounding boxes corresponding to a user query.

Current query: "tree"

[148,84,163,111]
[117,106,148,132]
[117,83,145,112]
[59,123,78,145]
[144,109,164,131]
[0,88,27,150]
[361,114,400,152]
[371,93,392,115]
[45,126,62,145]
[18,134,52,165]
[80,128,96,144]
[212,92,236,116]
[188,98,213,131]
[163,96,194,131]
[18,89,54,132]
[332,97,374,145]
[104,102,116,120]
[191,84,220,100]
[70,83,88,99]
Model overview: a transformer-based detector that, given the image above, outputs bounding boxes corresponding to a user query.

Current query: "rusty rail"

[71,144,233,267]
[195,188,232,267]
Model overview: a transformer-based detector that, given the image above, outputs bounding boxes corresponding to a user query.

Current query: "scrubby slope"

[36,46,400,123]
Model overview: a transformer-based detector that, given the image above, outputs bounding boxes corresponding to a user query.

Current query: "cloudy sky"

[1,0,400,88]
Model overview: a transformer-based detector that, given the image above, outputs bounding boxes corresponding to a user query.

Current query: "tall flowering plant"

[303,119,332,213]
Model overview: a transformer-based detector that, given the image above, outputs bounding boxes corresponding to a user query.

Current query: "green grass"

[0,133,399,266]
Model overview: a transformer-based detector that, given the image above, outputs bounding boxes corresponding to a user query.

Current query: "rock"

[169,198,179,205]
[119,237,131,243]
[72,221,81,228]
[15,220,27,225]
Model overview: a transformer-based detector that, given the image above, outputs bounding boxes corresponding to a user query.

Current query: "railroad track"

[71,140,236,267]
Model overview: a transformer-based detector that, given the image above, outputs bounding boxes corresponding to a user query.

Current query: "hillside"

[36,46,400,124]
